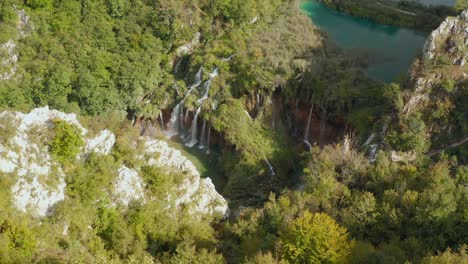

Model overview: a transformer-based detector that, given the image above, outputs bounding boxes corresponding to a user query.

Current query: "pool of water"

[300,1,428,82]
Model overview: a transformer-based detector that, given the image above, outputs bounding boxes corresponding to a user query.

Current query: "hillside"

[0,0,467,263]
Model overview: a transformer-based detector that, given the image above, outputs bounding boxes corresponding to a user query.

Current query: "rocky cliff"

[399,10,467,152]
[0,107,228,218]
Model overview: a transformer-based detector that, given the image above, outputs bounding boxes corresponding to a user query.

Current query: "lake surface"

[300,1,428,83]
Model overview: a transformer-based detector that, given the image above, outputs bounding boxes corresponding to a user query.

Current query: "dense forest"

[0,0,467,263]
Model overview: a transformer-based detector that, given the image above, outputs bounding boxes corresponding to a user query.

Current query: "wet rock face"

[0,107,227,218]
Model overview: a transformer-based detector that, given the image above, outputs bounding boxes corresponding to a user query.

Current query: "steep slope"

[388,10,468,157]
[0,107,227,217]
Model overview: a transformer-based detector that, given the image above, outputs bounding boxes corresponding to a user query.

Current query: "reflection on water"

[301,1,427,82]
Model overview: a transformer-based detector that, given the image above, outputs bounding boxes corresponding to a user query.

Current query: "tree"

[49,120,84,164]
[454,0,468,12]
[279,212,354,264]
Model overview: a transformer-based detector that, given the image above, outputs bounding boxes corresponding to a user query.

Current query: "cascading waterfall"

[184,108,190,127]
[304,105,313,148]
[197,68,218,104]
[199,120,206,148]
[186,67,219,147]
[265,159,276,177]
[159,111,165,129]
[206,126,211,154]
[179,105,184,130]
[165,67,203,137]
[186,107,201,147]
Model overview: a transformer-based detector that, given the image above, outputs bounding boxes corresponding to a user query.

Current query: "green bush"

[48,120,84,165]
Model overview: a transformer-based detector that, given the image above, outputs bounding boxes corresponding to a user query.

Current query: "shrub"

[48,120,84,165]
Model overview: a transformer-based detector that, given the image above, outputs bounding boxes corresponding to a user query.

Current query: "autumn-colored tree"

[279,211,354,264]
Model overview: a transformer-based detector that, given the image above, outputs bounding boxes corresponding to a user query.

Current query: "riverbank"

[320,0,456,31]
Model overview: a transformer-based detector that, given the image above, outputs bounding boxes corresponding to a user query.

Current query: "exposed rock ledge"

[0,107,227,218]
[403,10,468,116]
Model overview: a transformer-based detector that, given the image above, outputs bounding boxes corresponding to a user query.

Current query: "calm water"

[300,1,427,83]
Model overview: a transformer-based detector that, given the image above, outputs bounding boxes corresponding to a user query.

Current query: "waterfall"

[184,108,190,127]
[159,111,165,129]
[244,110,252,120]
[363,133,376,146]
[206,126,211,154]
[369,144,378,162]
[304,105,313,148]
[221,55,233,62]
[186,67,219,147]
[165,67,203,137]
[199,120,206,148]
[174,57,182,73]
[265,159,275,177]
[186,107,201,147]
[197,67,218,104]
[256,93,260,110]
[179,105,184,130]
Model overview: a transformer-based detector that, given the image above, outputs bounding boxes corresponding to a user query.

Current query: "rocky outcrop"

[176,32,201,56]
[403,10,468,117]
[144,139,228,216]
[0,107,228,218]
[0,7,33,81]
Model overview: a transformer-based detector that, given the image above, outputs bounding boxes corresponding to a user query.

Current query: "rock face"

[403,10,468,117]
[0,107,228,218]
[0,7,32,81]
[144,139,228,216]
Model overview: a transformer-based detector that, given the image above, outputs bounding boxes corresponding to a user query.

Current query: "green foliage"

[279,211,353,264]
[48,120,84,164]
[454,0,468,12]
[386,114,429,153]
[0,219,37,263]
[24,0,52,9]
[321,0,456,32]
[421,246,468,263]
[161,240,225,264]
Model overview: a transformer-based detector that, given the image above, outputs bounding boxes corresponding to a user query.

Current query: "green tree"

[279,212,354,264]
[454,0,468,12]
[49,120,84,164]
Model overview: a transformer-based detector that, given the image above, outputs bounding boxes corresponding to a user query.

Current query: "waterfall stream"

[186,107,201,147]
[165,67,203,137]
[265,159,276,177]
[206,126,211,154]
[304,105,313,148]
[185,67,219,147]
[159,111,164,129]
[199,120,206,148]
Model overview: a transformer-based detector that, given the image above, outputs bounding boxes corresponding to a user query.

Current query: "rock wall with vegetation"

[0,0,467,263]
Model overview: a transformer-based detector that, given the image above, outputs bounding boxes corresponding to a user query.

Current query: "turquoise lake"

[300,1,428,83]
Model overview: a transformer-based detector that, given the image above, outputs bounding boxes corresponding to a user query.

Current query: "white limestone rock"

[176,32,201,56]
[0,107,228,219]
[85,130,115,155]
[143,138,228,217]
[114,166,145,206]
[0,107,112,216]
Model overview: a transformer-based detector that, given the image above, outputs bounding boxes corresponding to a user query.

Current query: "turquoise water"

[300,1,427,83]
